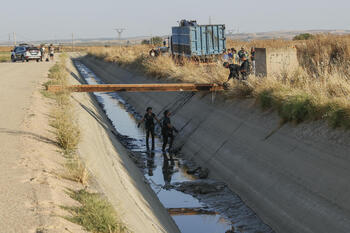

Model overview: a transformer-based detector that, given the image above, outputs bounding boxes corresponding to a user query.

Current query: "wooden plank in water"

[167,207,218,216]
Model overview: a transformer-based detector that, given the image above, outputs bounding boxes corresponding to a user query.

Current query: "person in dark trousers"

[223,62,240,88]
[162,110,178,152]
[138,107,160,150]
[162,152,175,189]
[240,55,250,80]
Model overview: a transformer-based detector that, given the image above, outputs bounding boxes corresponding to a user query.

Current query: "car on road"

[11,45,41,62]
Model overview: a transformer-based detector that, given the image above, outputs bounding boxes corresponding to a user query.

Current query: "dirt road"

[0,62,53,232]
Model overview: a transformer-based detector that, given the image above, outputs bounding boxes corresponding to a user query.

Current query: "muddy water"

[74,61,273,233]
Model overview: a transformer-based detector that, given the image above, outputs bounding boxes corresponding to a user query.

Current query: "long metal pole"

[47,83,224,93]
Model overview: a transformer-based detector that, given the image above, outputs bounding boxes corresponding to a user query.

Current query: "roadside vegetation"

[87,34,350,129]
[63,189,126,233]
[0,51,10,62]
[42,54,126,233]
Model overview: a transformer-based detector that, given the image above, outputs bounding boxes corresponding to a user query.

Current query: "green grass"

[62,189,126,233]
[257,89,275,110]
[0,52,10,62]
[256,88,350,128]
[278,94,318,124]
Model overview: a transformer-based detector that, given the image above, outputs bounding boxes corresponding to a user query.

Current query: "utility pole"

[71,33,74,52]
[114,28,126,45]
[8,33,11,46]
[13,32,16,46]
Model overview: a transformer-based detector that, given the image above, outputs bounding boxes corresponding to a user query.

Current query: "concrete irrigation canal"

[74,61,273,233]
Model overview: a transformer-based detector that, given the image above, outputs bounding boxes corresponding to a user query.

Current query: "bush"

[258,89,275,110]
[278,94,317,123]
[293,33,314,41]
[141,39,150,45]
[150,36,163,46]
[63,189,126,233]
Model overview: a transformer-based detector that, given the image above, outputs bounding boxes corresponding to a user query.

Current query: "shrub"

[63,189,126,233]
[293,33,314,41]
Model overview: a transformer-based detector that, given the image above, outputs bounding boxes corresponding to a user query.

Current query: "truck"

[149,20,226,61]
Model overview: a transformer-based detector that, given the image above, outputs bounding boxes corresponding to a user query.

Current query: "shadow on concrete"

[0,128,57,145]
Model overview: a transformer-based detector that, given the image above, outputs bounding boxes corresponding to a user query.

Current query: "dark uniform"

[162,116,174,152]
[144,112,156,149]
[227,64,241,81]
[240,60,250,80]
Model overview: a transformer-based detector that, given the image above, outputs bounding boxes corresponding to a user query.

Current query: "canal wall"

[66,57,180,233]
[80,56,350,233]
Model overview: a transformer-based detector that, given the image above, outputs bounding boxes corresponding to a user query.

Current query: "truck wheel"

[21,56,25,62]
[11,56,16,62]
[36,59,40,62]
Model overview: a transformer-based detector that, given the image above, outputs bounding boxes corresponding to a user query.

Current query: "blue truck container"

[171,20,226,58]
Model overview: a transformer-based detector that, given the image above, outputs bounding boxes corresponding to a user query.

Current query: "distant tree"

[150,36,163,46]
[293,33,315,41]
[141,39,150,45]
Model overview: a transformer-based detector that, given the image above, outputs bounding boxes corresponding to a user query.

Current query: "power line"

[114,28,126,40]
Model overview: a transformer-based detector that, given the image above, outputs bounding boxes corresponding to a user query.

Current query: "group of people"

[138,107,178,152]
[222,47,256,84]
[40,44,55,62]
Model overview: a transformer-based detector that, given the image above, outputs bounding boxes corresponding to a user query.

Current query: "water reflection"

[75,60,274,233]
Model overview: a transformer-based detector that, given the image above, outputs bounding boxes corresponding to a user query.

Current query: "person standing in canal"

[162,110,178,153]
[138,107,160,150]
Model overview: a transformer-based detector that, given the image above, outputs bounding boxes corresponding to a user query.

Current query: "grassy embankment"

[87,35,350,129]
[43,55,126,233]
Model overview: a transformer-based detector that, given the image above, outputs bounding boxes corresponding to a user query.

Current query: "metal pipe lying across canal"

[47,83,224,93]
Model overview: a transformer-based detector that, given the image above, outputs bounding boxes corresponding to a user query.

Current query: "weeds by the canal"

[62,189,126,233]
[87,34,350,129]
[43,54,126,232]
[63,155,89,185]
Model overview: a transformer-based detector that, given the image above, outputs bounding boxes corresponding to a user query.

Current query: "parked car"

[11,45,41,62]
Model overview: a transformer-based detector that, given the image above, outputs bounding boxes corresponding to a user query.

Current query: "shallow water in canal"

[75,60,273,233]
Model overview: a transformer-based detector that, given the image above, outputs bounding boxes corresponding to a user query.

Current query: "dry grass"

[63,155,89,185]
[62,189,127,233]
[87,34,350,129]
[45,55,81,154]
[43,54,126,232]
[51,106,81,154]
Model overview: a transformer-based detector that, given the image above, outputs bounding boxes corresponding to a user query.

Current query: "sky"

[0,0,349,42]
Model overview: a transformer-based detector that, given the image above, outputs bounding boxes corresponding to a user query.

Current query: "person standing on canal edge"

[162,110,178,153]
[138,107,160,150]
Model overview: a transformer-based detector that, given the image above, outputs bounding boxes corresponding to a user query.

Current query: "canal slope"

[66,56,180,233]
[80,55,350,233]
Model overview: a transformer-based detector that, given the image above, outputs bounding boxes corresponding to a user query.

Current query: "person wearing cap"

[161,110,178,152]
[238,47,248,64]
[240,55,250,80]
[138,107,160,150]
